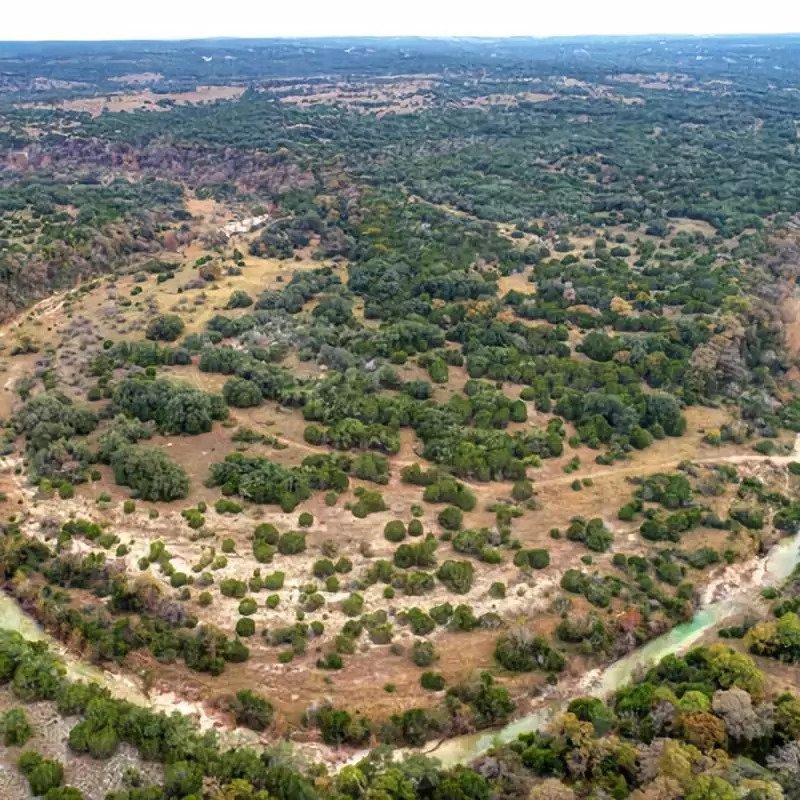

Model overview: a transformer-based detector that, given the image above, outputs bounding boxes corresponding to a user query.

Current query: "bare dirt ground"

[274,78,435,115]
[29,85,246,116]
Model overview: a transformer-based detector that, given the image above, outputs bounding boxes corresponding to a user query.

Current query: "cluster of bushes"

[208,452,346,511]
[564,517,614,552]
[112,377,228,435]
[13,392,98,483]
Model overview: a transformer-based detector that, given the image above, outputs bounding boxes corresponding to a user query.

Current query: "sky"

[4,0,800,41]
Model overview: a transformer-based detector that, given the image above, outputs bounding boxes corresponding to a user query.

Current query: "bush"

[229,689,273,731]
[182,509,205,529]
[238,598,258,615]
[451,604,479,631]
[220,578,247,598]
[511,479,534,501]
[495,632,565,673]
[223,377,263,408]
[317,653,344,670]
[407,608,435,636]
[342,594,365,617]
[43,788,84,800]
[236,617,256,637]
[298,512,314,528]
[1,707,32,746]
[226,290,253,309]
[316,705,371,746]
[438,506,463,531]
[351,488,386,518]
[437,560,474,593]
[278,531,306,555]
[408,519,424,537]
[18,752,64,796]
[215,499,243,514]
[384,520,406,542]
[146,314,185,342]
[423,478,476,511]
[263,572,285,590]
[411,640,437,667]
[253,523,280,544]
[489,582,506,599]
[110,446,189,502]
[420,672,446,691]
[513,548,550,570]
[221,537,236,553]
[313,559,336,579]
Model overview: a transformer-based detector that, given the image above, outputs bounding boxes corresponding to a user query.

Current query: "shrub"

[229,689,273,731]
[253,523,280,545]
[313,559,336,579]
[495,632,565,673]
[146,314,185,342]
[18,752,64,796]
[170,572,188,588]
[316,706,371,746]
[411,640,436,667]
[182,509,205,529]
[215,499,243,514]
[429,603,453,626]
[220,578,247,598]
[238,598,258,615]
[438,506,463,531]
[566,517,614,552]
[420,672,445,691]
[513,548,550,570]
[221,537,236,553]
[489,582,506,599]
[351,488,386,518]
[423,478,476,511]
[278,531,306,555]
[407,608,435,636]
[298,512,314,528]
[317,653,344,670]
[451,604,479,631]
[335,557,353,573]
[1,707,32,746]
[111,446,189,502]
[408,519,424,537]
[236,617,256,637]
[384,520,406,542]
[226,290,254,309]
[437,560,474,593]
[263,572,285,590]
[342,594,364,617]
[511,479,534,501]
[223,377,263,408]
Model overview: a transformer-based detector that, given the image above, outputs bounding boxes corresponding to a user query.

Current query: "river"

[1,533,798,767]
[420,532,800,766]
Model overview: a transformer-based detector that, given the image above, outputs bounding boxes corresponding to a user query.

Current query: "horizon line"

[3,31,800,45]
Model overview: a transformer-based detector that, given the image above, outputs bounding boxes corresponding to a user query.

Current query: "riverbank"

[396,531,800,767]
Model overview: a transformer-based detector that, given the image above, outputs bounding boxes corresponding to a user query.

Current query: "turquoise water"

[424,533,800,766]
[0,592,151,704]
[2,534,798,766]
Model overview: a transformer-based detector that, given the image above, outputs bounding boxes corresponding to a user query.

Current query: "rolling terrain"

[1,35,800,800]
